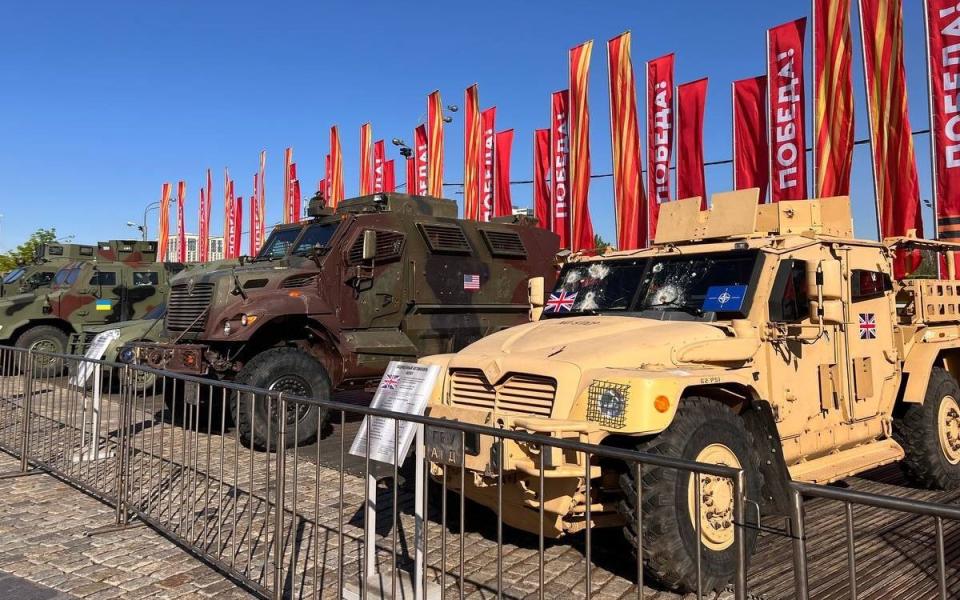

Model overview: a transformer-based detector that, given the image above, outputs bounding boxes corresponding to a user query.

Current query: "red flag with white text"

[926,0,960,244]
[414,125,429,196]
[646,54,674,239]
[373,140,386,193]
[479,108,497,222]
[733,76,769,200]
[427,91,444,197]
[176,180,186,262]
[767,18,808,201]
[551,90,571,248]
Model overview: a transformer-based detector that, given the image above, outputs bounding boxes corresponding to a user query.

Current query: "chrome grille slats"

[448,369,556,417]
[165,283,214,332]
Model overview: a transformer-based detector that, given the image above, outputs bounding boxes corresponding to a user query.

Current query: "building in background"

[166,234,224,262]
[512,206,534,218]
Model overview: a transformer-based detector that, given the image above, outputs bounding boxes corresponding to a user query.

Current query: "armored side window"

[90,271,117,286]
[348,229,406,263]
[769,259,810,322]
[133,272,159,286]
[480,229,527,259]
[851,269,891,302]
[417,223,472,255]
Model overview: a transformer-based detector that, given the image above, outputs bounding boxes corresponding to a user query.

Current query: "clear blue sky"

[0,0,937,251]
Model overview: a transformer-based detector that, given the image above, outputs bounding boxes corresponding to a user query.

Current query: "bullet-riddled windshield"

[543,250,760,320]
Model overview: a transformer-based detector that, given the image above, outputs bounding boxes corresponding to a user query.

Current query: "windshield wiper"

[648,303,703,317]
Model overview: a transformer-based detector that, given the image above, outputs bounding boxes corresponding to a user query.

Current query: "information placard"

[69,329,121,387]
[349,361,440,467]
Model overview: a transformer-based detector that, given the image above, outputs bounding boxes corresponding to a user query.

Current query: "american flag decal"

[380,375,400,390]
[463,274,480,290]
[545,290,577,313]
[859,313,876,340]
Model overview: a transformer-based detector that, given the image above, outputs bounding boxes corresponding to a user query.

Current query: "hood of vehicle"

[84,318,158,335]
[449,315,730,372]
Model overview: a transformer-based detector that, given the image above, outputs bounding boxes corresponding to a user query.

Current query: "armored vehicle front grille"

[481,229,527,258]
[281,274,317,288]
[448,369,556,417]
[166,283,214,332]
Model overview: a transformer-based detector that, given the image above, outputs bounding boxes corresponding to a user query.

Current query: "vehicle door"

[128,269,162,319]
[84,266,123,325]
[338,224,407,329]
[841,248,898,421]
[764,246,847,440]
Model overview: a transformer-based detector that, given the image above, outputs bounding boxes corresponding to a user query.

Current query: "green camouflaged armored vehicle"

[0,242,97,298]
[132,192,560,448]
[0,240,185,372]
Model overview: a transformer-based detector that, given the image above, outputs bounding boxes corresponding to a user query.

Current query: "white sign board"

[349,361,440,467]
[69,329,121,387]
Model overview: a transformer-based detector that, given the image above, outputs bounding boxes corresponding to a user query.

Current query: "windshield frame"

[2,267,26,285]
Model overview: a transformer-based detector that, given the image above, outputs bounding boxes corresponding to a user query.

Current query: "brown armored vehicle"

[423,190,960,592]
[133,192,559,448]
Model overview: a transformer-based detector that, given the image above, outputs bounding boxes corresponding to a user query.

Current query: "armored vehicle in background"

[0,240,183,372]
[423,189,960,593]
[70,304,166,392]
[0,242,97,298]
[132,192,560,448]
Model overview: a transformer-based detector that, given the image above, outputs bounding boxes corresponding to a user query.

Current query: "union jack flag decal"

[380,374,401,390]
[545,290,577,313]
[859,313,876,340]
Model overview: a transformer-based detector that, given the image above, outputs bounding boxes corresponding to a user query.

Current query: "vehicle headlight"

[586,381,629,428]
[118,347,136,364]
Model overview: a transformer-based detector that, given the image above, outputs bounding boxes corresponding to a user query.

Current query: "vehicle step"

[788,438,904,485]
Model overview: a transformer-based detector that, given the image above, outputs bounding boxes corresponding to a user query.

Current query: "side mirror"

[807,259,843,301]
[362,230,377,261]
[811,299,844,324]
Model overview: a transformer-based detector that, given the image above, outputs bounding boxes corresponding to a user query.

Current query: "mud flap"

[742,400,793,518]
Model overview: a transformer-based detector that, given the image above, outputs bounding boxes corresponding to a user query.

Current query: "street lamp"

[136,201,160,241]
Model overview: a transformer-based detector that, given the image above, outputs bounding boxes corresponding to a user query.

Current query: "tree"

[0,228,58,272]
[593,233,612,253]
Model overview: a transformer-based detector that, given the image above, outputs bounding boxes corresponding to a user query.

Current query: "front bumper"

[130,342,209,375]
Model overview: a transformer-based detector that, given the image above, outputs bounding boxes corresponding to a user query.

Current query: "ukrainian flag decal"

[95,299,113,312]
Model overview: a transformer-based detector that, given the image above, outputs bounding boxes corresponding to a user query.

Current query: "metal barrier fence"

[4,344,957,599]
[0,345,756,599]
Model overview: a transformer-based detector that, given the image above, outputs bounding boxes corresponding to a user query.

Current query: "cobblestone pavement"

[1,366,960,599]
[0,570,75,599]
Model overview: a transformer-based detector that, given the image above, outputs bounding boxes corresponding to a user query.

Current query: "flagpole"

[811,0,818,198]
[731,81,738,189]
[674,80,680,199]
[767,28,775,203]
[856,0,883,241]
[645,60,651,244]
[923,0,940,241]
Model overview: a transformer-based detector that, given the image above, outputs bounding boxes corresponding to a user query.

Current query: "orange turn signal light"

[654,395,670,413]
[288,290,302,298]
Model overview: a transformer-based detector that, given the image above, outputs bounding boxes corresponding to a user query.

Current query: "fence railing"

[0,344,958,599]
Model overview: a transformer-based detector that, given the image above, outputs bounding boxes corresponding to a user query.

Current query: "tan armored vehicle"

[423,189,960,592]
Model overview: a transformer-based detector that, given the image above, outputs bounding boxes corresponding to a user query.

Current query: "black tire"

[894,367,960,490]
[15,326,69,377]
[618,397,762,593]
[232,347,330,450]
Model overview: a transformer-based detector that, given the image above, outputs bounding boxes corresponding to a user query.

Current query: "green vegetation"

[0,228,58,272]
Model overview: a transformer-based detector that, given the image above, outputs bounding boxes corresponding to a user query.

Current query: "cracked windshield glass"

[543,259,647,317]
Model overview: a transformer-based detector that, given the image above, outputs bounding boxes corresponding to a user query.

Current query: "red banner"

[329,126,344,207]
[677,79,708,204]
[257,151,266,251]
[480,108,497,222]
[249,194,258,257]
[814,0,854,197]
[233,195,243,258]
[157,183,171,262]
[861,0,923,242]
[427,90,444,197]
[927,0,960,243]
[569,40,595,252]
[732,76,769,200]
[176,180,186,262]
[768,18,808,201]
[414,124,429,196]
[551,90,571,248]
[291,164,301,222]
[384,160,396,192]
[646,54,674,240]
[373,140,386,193]
[324,154,332,203]
[283,148,293,223]
[464,84,482,219]
[607,31,645,250]
[406,158,415,194]
[534,128,551,230]
[199,168,212,262]
[224,170,234,259]
[360,123,373,195]
[495,129,514,218]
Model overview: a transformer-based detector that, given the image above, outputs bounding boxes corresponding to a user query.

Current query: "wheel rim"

[29,338,61,367]
[687,443,741,552]
[938,396,960,465]
[267,374,312,425]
